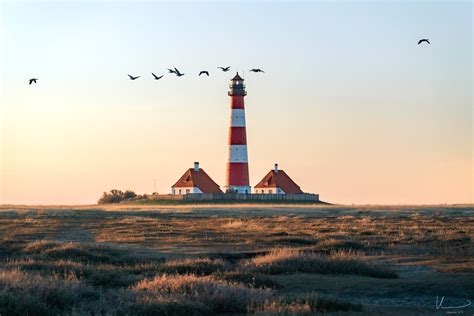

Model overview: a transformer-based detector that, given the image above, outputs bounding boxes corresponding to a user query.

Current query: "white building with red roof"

[171,162,223,195]
[254,164,304,194]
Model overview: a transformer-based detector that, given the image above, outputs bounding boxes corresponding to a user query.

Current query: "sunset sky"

[0,1,472,205]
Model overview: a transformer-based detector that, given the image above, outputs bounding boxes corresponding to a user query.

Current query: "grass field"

[0,204,472,315]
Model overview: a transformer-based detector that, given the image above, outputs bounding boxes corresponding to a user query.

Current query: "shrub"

[123,190,137,200]
[97,189,136,204]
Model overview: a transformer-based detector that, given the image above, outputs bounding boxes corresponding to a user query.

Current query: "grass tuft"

[131,274,272,314]
[247,248,398,278]
[257,292,363,313]
[158,258,231,275]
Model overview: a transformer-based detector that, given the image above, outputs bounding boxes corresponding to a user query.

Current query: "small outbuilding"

[254,164,303,194]
[171,162,223,195]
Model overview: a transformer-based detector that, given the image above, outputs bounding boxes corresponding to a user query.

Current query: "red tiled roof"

[254,170,303,194]
[172,168,223,193]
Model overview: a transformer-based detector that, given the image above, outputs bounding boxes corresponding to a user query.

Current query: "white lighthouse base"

[224,186,252,194]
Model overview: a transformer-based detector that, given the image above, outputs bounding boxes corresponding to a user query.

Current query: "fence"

[149,193,319,202]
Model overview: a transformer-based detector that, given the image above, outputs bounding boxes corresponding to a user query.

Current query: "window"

[236,81,239,85]
[186,189,190,194]
[179,189,182,195]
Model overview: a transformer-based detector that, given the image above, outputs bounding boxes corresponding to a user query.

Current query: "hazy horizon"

[0,1,472,205]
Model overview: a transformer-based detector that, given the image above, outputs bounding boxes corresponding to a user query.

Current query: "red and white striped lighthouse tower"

[225,73,251,194]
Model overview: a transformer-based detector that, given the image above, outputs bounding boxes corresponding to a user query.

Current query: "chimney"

[194,162,199,172]
[274,163,279,173]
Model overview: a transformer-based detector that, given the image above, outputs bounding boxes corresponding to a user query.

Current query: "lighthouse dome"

[232,73,244,81]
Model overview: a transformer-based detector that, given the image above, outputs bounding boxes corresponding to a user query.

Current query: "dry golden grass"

[247,248,397,278]
[132,274,272,313]
[0,204,472,315]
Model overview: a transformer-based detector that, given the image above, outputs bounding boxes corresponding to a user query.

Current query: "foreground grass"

[0,205,472,315]
[0,241,373,315]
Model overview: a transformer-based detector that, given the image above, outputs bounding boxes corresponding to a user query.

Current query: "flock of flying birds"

[127,66,264,81]
[28,66,263,85]
[27,39,430,85]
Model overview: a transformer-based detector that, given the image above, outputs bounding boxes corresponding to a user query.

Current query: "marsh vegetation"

[0,204,472,315]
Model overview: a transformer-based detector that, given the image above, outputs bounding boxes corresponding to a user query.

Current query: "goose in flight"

[199,71,209,76]
[29,78,38,85]
[174,68,185,77]
[128,74,140,80]
[152,73,164,80]
[418,39,430,45]
[249,68,265,73]
[218,66,230,72]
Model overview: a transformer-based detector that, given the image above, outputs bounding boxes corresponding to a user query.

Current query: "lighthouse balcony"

[228,90,247,96]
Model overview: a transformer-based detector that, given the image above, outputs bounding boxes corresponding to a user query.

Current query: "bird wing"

[152,73,157,79]
[417,40,422,44]
[426,39,430,44]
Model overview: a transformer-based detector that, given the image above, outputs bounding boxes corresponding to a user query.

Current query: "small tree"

[123,190,137,200]
[97,189,138,204]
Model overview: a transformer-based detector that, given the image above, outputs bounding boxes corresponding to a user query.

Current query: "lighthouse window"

[236,81,239,85]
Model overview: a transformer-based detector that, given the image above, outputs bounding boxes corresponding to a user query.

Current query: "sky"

[0,0,472,205]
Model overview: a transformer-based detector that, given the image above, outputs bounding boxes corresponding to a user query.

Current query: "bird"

[152,73,164,80]
[218,66,230,72]
[174,67,185,77]
[249,68,265,73]
[418,39,430,45]
[29,78,38,85]
[199,71,209,76]
[168,68,176,74]
[128,74,140,80]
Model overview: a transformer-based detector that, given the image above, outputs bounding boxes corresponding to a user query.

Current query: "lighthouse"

[225,73,251,194]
